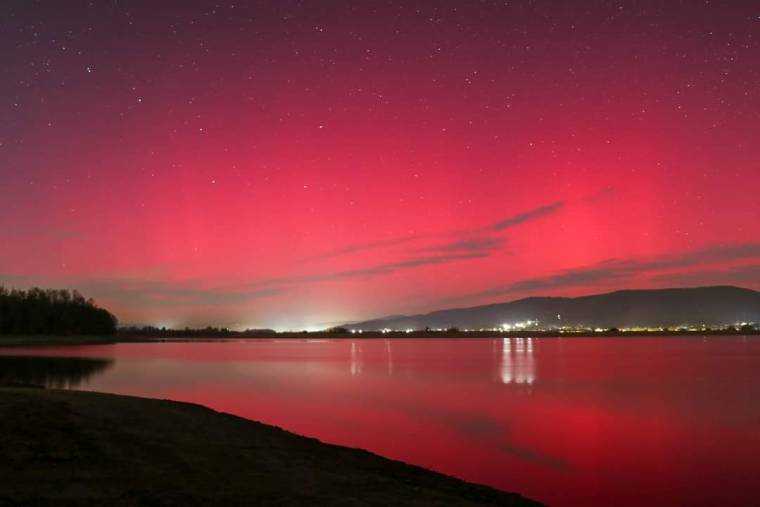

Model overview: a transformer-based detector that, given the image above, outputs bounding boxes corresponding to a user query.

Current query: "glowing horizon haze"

[1,1,758,330]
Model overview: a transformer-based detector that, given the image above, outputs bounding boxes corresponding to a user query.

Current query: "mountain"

[345,286,760,331]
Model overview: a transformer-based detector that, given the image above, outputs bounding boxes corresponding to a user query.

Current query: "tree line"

[118,326,277,338]
[0,287,117,335]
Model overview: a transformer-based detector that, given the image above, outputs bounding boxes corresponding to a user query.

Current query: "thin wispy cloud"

[303,234,426,262]
[449,242,760,304]
[651,264,760,287]
[31,242,757,316]
[307,199,569,263]
[303,252,490,282]
[57,251,489,314]
[489,201,565,232]
[468,260,632,301]
[254,252,490,289]
[421,236,506,255]
[636,243,760,271]
[264,199,576,295]
[2,275,284,315]
[1,191,615,317]
[70,278,284,308]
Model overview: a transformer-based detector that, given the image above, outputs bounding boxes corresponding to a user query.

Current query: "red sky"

[1,1,758,329]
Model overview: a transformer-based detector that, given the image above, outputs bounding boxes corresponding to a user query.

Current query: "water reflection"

[0,356,113,389]
[499,337,535,385]
[4,337,759,507]
[350,341,362,376]
[385,339,393,375]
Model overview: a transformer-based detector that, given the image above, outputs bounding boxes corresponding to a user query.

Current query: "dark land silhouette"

[346,286,760,331]
[115,325,760,340]
[0,287,117,335]
[2,285,759,342]
[0,387,540,506]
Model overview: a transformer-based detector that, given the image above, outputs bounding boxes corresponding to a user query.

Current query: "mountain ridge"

[345,286,760,331]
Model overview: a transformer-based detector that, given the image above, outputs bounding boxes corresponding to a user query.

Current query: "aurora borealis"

[1,1,758,329]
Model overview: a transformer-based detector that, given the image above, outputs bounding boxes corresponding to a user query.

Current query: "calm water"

[2,337,759,506]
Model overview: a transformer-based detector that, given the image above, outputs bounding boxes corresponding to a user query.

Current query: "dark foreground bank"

[0,388,540,506]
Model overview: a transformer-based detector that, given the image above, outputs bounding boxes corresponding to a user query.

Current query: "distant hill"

[345,286,760,331]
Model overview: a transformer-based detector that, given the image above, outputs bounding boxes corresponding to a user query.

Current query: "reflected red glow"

[5,337,759,506]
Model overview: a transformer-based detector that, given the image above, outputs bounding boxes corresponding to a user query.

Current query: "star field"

[1,1,759,329]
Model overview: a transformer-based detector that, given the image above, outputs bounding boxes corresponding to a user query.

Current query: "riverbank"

[0,388,539,506]
[0,335,120,347]
[3,328,758,348]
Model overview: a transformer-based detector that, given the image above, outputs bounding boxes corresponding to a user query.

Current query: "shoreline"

[0,387,540,506]
[1,330,758,348]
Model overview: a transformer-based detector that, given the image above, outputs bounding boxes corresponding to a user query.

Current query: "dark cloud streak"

[489,201,565,232]
[421,236,506,255]
[306,200,568,263]
[455,242,760,303]
[303,234,426,262]
[651,264,760,287]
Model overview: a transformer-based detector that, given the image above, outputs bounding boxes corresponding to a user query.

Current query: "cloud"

[651,264,760,288]
[74,278,285,308]
[303,234,426,262]
[0,187,628,331]
[43,242,758,317]
[470,260,633,300]
[308,200,566,262]
[324,252,489,280]
[421,235,506,255]
[455,242,760,302]
[489,201,565,231]
[499,443,570,471]
[186,205,565,299]
[0,191,615,319]
[138,250,493,307]
[634,243,760,271]
[275,252,490,286]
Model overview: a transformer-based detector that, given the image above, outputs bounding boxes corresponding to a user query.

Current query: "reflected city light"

[499,337,535,385]
[385,339,394,375]
[350,341,363,376]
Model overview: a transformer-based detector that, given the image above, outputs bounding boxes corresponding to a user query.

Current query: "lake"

[2,336,759,506]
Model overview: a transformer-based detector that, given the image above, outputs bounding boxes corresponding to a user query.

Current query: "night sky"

[1,1,758,330]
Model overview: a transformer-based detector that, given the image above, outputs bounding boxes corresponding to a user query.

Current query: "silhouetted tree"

[117,325,253,338]
[0,286,117,335]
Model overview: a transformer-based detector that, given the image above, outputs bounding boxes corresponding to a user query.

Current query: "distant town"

[348,320,760,335]
[3,285,759,342]
[116,321,760,340]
